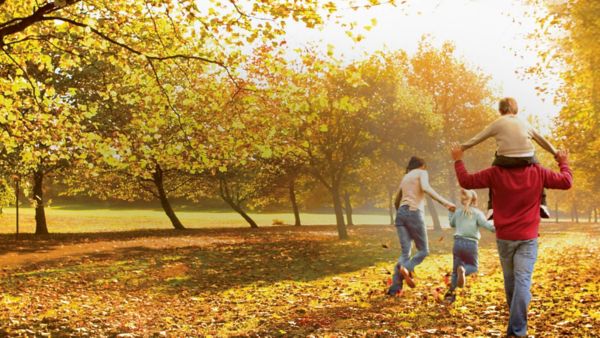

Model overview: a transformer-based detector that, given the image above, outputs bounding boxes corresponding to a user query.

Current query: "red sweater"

[454,160,572,240]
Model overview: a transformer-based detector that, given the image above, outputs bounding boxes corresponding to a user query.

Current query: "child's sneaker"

[387,289,404,297]
[540,205,551,219]
[399,266,415,288]
[457,266,466,288]
[486,209,494,221]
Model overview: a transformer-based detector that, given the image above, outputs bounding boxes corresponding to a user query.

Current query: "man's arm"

[530,129,558,156]
[451,144,494,189]
[460,122,495,151]
[542,150,573,190]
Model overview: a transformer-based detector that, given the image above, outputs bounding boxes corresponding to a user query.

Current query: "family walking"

[388,97,573,337]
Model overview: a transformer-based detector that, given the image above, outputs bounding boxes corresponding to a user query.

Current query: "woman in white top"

[387,156,456,296]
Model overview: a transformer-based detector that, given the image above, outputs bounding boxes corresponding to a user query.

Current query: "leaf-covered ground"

[0,223,598,337]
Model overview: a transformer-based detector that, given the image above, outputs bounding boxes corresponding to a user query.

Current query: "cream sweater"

[398,169,452,212]
[461,115,557,157]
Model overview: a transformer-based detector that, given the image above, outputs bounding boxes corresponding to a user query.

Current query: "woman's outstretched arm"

[419,170,454,209]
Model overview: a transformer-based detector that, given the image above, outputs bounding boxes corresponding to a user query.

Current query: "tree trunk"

[595,208,598,223]
[223,197,258,228]
[344,191,354,226]
[153,165,185,230]
[555,199,559,223]
[331,182,348,240]
[289,181,301,226]
[33,169,48,235]
[388,189,394,225]
[426,195,442,231]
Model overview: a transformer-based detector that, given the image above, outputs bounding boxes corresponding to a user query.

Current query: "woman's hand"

[447,203,456,212]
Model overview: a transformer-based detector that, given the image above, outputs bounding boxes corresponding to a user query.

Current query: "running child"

[444,189,495,303]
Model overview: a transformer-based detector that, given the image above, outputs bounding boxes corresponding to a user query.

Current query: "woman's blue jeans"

[388,205,429,294]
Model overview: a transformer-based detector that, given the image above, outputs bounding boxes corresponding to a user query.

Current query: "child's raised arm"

[460,122,496,152]
[530,128,557,156]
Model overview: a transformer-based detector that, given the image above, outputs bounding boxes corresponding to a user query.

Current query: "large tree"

[527,0,600,213]
[1,0,382,234]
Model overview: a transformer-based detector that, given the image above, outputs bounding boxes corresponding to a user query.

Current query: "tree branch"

[0,0,81,45]
[41,16,238,84]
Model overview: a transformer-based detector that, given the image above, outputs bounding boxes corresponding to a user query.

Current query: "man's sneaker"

[540,205,551,219]
[457,265,466,288]
[486,209,494,221]
[399,266,415,288]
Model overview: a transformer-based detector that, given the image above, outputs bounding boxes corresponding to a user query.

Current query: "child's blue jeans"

[450,236,479,290]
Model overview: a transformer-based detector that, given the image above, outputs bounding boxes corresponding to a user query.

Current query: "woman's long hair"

[406,156,426,173]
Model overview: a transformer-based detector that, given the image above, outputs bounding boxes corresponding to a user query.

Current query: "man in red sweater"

[451,145,572,337]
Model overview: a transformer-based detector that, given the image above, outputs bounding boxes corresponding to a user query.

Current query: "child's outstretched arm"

[530,128,557,156]
[449,211,456,228]
[460,122,495,151]
[476,211,495,233]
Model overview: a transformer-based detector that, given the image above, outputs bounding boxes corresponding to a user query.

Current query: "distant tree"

[407,39,497,226]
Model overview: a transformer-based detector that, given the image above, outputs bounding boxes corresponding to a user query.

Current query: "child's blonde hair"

[460,189,478,217]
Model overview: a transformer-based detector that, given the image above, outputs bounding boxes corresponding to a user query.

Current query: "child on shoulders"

[460,97,557,220]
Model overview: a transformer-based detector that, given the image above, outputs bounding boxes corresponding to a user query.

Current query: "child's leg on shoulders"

[492,154,536,168]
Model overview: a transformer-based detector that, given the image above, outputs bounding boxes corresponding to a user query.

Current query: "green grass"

[0,206,446,233]
[0,206,575,234]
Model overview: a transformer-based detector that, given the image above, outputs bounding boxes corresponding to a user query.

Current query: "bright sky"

[284,0,559,134]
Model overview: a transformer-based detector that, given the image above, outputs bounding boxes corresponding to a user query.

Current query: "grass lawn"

[0,206,445,233]
[0,222,598,336]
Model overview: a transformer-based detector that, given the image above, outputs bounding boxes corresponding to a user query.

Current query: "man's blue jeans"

[496,238,538,337]
[450,236,479,290]
[388,205,429,295]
